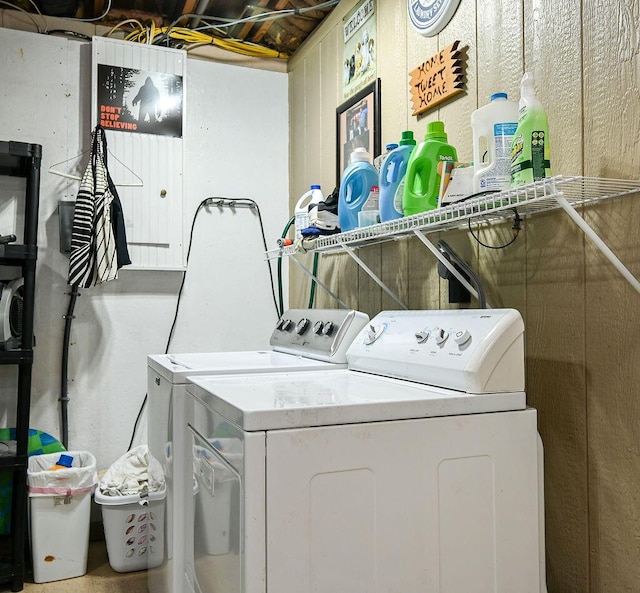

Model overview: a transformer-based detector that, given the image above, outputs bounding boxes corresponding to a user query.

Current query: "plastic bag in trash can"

[27,451,98,497]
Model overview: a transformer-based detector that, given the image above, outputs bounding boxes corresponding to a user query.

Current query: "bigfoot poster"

[97,64,183,138]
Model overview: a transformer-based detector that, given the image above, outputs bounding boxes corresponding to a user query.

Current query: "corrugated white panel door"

[92,36,186,270]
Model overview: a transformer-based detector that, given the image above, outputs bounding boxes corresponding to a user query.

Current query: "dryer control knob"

[453,329,471,345]
[312,321,324,335]
[280,319,293,331]
[295,318,310,335]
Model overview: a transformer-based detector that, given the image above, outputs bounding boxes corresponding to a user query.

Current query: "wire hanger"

[48,150,144,188]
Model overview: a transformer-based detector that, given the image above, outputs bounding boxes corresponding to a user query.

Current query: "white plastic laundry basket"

[27,451,98,583]
[95,486,166,573]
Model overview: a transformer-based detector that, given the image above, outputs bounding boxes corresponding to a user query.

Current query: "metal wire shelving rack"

[267,176,640,306]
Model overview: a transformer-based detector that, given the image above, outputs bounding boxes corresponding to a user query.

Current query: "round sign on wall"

[408,0,461,37]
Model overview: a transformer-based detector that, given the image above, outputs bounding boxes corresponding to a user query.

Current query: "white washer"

[184,308,547,593]
[146,308,369,593]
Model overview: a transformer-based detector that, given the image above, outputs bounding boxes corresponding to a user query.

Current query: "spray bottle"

[510,72,551,187]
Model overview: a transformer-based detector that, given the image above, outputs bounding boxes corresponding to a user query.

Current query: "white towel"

[99,444,164,496]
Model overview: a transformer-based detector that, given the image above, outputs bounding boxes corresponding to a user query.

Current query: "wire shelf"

[266,176,640,260]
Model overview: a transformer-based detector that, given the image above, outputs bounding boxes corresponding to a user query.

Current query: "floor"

[23,539,147,593]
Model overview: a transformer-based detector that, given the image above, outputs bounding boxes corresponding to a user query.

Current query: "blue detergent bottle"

[338,147,378,232]
[379,131,417,222]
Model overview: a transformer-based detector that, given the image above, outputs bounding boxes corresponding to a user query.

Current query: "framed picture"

[336,78,381,186]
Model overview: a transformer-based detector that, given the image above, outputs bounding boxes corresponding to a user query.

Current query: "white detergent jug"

[294,184,323,238]
[471,92,518,193]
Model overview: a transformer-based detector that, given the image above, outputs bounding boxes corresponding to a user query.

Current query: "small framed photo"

[336,78,381,186]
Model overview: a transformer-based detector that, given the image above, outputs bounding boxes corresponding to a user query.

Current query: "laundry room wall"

[0,19,288,471]
[287,1,640,593]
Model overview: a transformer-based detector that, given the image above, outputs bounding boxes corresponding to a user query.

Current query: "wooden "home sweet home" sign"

[409,40,465,116]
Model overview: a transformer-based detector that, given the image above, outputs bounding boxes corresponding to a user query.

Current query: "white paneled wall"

[0,26,288,472]
[92,37,186,270]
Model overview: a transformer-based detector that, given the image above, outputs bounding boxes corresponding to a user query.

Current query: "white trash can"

[27,451,98,583]
[95,486,166,573]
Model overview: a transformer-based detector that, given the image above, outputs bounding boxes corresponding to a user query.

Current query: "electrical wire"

[153,0,338,55]
[163,0,339,41]
[164,197,209,353]
[198,197,280,320]
[468,208,522,249]
[127,197,208,452]
[45,29,92,39]
[0,0,45,32]
[121,24,288,58]
[66,0,112,22]
[105,18,148,42]
[126,196,279,449]
[1,0,112,27]
[3,0,335,59]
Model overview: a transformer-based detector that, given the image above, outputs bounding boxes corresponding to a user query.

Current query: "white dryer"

[184,308,547,593]
[146,308,369,593]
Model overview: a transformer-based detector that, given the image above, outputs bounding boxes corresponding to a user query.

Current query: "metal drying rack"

[267,176,640,307]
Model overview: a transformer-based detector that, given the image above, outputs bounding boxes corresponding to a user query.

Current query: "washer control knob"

[312,321,324,335]
[322,321,335,336]
[433,327,449,345]
[295,318,310,335]
[453,329,471,345]
[365,324,385,345]
[415,330,430,344]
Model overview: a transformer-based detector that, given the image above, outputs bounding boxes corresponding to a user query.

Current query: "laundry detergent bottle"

[338,147,378,232]
[374,143,398,172]
[510,72,551,187]
[471,92,518,193]
[379,131,416,222]
[294,184,323,238]
[402,121,457,215]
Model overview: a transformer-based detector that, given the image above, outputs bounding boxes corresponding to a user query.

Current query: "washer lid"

[147,351,341,383]
[187,369,526,431]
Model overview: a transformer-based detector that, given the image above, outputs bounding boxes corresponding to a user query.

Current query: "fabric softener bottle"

[338,147,378,232]
[510,72,551,187]
[402,121,457,215]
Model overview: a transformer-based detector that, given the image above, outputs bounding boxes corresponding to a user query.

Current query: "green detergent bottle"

[402,121,458,215]
[510,72,551,187]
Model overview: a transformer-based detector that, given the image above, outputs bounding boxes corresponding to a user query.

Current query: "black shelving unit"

[0,141,41,592]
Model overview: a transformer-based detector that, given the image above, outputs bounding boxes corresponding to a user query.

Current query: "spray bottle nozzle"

[520,71,536,96]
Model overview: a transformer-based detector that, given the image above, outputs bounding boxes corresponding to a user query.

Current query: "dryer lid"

[147,350,339,383]
[187,369,525,431]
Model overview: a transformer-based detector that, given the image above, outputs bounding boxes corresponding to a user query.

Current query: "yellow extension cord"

[105,21,288,60]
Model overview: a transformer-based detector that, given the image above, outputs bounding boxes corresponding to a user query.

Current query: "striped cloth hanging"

[68,126,130,287]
